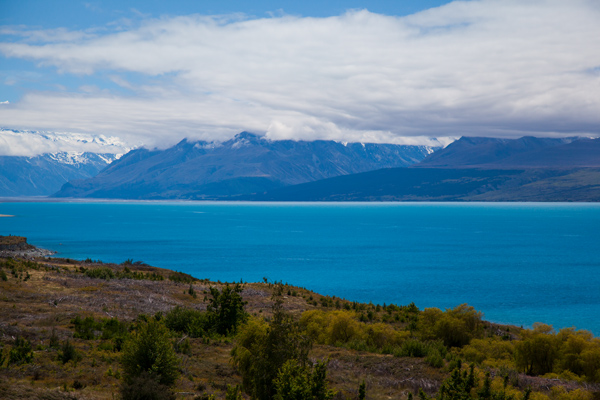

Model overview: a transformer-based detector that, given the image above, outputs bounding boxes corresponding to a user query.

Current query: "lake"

[1,201,599,334]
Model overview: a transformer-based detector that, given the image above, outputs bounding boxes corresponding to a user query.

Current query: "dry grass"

[1,255,597,400]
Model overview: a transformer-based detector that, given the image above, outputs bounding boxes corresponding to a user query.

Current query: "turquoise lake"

[1,201,599,334]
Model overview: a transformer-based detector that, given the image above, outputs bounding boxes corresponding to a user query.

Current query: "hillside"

[248,168,600,202]
[415,136,600,169]
[249,136,600,202]
[1,240,599,400]
[52,132,439,199]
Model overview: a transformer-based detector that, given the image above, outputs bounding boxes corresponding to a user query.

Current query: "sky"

[1,0,600,154]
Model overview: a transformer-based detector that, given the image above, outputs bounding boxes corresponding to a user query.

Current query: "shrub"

[164,306,209,338]
[273,359,335,400]
[59,340,80,364]
[207,283,248,336]
[121,319,179,386]
[119,371,176,400]
[9,336,33,365]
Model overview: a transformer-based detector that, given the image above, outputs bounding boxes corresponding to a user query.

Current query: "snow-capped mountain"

[0,129,134,196]
[53,132,440,199]
[0,128,132,157]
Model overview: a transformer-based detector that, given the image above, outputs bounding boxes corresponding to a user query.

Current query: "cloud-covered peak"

[0,129,134,157]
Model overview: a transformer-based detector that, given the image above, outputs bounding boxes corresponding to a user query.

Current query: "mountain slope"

[415,136,600,168]
[0,152,121,196]
[248,167,600,202]
[53,132,439,199]
[248,136,600,202]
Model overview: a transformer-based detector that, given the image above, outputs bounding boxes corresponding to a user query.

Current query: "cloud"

[1,0,600,149]
[0,128,132,157]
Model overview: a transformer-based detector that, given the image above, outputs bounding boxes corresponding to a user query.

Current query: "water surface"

[1,201,599,334]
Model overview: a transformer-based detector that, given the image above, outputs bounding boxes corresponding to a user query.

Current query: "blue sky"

[1,0,600,153]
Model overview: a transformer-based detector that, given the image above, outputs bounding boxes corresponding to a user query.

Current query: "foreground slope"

[53,132,438,199]
[1,238,598,399]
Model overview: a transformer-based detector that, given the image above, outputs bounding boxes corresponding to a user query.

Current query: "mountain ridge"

[53,132,439,199]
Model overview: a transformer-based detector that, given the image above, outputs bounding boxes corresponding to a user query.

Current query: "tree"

[231,283,312,400]
[121,319,179,387]
[274,359,335,400]
[207,283,248,336]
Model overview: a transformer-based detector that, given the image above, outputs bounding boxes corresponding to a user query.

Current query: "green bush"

[59,340,80,364]
[119,371,176,400]
[164,306,209,338]
[9,336,33,365]
[121,319,179,386]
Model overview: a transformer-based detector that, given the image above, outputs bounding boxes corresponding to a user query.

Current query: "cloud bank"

[1,0,600,149]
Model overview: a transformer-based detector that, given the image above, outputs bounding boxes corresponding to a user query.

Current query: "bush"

[207,283,248,336]
[121,319,179,386]
[9,336,33,365]
[119,371,176,400]
[273,359,335,400]
[59,340,80,364]
[164,306,209,338]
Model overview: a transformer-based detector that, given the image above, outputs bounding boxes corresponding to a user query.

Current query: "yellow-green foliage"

[459,338,515,366]
[419,304,483,348]
[513,324,600,381]
[299,310,409,350]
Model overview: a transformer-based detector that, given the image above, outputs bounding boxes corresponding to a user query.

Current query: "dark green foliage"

[84,267,115,280]
[72,316,100,340]
[59,340,80,364]
[0,269,7,281]
[358,380,366,400]
[207,283,248,335]
[119,371,176,400]
[232,283,312,400]
[273,359,335,400]
[437,365,476,400]
[121,318,179,386]
[9,336,33,365]
[168,271,197,284]
[164,306,209,338]
[226,385,244,400]
[82,266,163,281]
[49,327,60,349]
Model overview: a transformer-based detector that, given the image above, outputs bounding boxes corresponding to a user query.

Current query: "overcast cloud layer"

[1,0,600,151]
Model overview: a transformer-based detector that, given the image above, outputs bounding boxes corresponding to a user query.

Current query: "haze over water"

[2,201,599,335]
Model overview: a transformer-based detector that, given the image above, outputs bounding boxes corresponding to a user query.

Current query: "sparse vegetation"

[1,251,599,400]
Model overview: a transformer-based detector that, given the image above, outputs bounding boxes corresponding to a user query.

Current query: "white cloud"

[0,128,132,157]
[0,0,599,149]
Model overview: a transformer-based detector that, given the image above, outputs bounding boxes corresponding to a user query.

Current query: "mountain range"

[52,132,439,199]
[0,129,129,196]
[250,136,600,202]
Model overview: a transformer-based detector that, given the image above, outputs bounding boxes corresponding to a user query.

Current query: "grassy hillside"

[1,249,599,400]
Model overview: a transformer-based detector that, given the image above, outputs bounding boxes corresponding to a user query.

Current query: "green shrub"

[119,371,176,400]
[59,340,80,364]
[164,306,209,338]
[9,336,33,365]
[85,267,115,280]
[121,319,179,386]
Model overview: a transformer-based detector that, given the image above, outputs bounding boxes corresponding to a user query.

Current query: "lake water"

[1,201,599,334]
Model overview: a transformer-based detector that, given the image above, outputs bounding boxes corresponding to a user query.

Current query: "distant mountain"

[248,136,600,202]
[0,152,121,196]
[0,129,131,197]
[249,167,600,202]
[53,132,440,199]
[416,136,600,168]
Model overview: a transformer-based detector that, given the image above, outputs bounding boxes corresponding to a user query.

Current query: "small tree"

[274,359,334,400]
[231,283,311,400]
[207,283,248,336]
[121,319,179,387]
